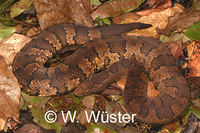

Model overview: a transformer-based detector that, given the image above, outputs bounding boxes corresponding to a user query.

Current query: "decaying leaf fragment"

[0,55,21,131]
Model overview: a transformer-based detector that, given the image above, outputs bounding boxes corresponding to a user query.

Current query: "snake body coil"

[12,23,190,124]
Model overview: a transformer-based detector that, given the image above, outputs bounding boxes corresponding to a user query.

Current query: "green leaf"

[90,0,102,6]
[85,123,116,133]
[181,106,191,126]
[94,18,111,26]
[192,0,200,10]
[10,0,33,18]
[191,99,200,119]
[0,23,18,41]
[21,92,61,132]
[22,91,51,108]
[0,0,15,14]
[160,33,191,44]
[165,106,191,132]
[184,21,200,41]
[118,99,129,114]
[157,128,170,133]
[51,93,84,113]
[0,17,17,26]
[106,95,123,102]
[31,106,62,133]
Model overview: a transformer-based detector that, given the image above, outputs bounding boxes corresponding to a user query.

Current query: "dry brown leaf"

[150,0,171,8]
[33,0,73,29]
[181,41,195,69]
[0,55,21,131]
[101,86,122,95]
[186,41,196,59]
[187,42,200,77]
[157,7,200,35]
[76,108,92,124]
[136,0,172,16]
[146,0,157,8]
[112,1,172,24]
[70,0,92,26]
[116,79,126,92]
[34,0,93,30]
[136,8,166,16]
[122,3,184,38]
[112,12,142,24]
[83,96,95,110]
[76,96,95,124]
[26,27,42,37]
[0,34,31,69]
[169,38,183,60]
[104,99,127,127]
[116,79,159,98]
[15,123,43,133]
[156,0,172,9]
[147,81,159,98]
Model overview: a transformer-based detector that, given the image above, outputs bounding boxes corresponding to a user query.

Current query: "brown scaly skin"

[74,36,190,124]
[12,23,190,124]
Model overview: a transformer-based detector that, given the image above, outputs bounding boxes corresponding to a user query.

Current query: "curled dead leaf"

[122,3,184,38]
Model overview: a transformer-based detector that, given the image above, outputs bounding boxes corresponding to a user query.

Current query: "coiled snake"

[12,23,190,124]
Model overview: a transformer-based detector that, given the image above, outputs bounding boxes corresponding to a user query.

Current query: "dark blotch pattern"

[91,71,108,85]
[109,63,118,73]
[151,54,176,71]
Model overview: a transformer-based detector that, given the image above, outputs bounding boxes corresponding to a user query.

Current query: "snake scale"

[12,23,190,124]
